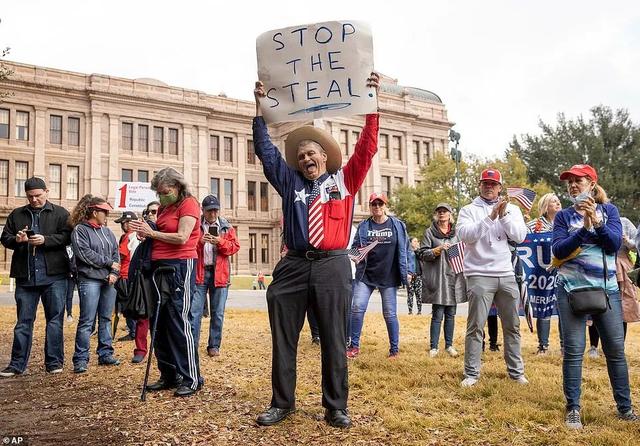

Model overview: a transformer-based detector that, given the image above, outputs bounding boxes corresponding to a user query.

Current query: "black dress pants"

[267,253,351,410]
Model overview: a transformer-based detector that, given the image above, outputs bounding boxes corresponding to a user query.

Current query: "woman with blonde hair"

[553,164,637,429]
[70,194,121,373]
[527,193,562,355]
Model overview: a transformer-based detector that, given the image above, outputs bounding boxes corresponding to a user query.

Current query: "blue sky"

[2,0,639,159]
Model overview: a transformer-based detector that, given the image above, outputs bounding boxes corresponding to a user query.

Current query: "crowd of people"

[1,72,639,431]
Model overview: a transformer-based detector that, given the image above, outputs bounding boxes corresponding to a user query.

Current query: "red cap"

[480,168,502,184]
[368,192,388,204]
[559,164,598,182]
[89,202,113,212]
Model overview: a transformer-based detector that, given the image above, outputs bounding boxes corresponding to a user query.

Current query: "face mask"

[159,193,178,206]
[569,190,591,205]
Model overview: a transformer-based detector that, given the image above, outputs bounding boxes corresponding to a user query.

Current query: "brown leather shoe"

[207,348,220,357]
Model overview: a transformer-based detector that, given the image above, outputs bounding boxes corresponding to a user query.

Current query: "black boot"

[325,409,351,428]
[256,407,295,426]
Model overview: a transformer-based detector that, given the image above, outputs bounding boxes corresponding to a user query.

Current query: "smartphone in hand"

[25,229,36,238]
[208,226,219,237]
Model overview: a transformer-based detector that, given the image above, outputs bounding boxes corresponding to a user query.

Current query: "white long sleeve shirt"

[457,196,527,277]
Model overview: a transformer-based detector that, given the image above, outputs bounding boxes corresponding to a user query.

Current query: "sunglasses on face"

[148,209,158,215]
[370,201,385,207]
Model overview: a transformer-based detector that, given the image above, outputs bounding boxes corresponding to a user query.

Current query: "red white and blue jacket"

[253,114,379,251]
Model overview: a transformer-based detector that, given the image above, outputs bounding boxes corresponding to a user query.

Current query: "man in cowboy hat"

[252,72,380,428]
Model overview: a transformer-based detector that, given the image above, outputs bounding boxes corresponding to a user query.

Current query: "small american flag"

[445,242,465,274]
[507,187,536,212]
[348,240,380,264]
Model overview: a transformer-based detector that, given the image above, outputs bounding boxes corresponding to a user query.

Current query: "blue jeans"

[556,286,631,413]
[430,304,456,349]
[192,269,229,350]
[9,280,67,372]
[349,281,399,354]
[73,279,117,365]
[536,315,563,349]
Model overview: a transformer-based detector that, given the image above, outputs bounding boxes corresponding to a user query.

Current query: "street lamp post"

[449,130,462,212]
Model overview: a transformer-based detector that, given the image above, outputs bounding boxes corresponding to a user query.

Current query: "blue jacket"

[71,222,120,281]
[352,216,410,286]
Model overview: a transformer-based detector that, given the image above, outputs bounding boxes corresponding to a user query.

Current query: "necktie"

[307,180,324,248]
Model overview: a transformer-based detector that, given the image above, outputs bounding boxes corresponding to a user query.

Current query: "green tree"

[390,153,461,237]
[391,151,553,237]
[512,105,640,221]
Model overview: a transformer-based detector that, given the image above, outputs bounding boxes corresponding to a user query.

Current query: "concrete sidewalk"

[0,286,468,316]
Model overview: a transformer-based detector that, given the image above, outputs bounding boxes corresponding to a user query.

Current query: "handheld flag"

[445,242,465,274]
[507,187,536,212]
[348,240,379,264]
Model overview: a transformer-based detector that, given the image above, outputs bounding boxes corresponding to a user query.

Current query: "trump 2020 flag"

[507,187,536,212]
[445,242,465,274]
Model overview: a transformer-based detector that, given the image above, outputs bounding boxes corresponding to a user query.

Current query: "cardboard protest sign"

[256,20,376,123]
[114,182,157,211]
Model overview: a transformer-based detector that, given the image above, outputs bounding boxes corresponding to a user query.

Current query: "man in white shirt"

[456,168,528,387]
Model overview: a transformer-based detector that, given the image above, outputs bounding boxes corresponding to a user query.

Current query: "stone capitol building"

[0,60,453,276]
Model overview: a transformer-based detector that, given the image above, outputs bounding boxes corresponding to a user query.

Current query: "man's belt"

[204,265,215,270]
[286,249,348,261]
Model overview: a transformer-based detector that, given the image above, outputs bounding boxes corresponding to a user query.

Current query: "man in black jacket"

[0,177,71,377]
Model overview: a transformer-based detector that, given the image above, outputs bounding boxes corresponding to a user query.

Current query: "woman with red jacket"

[192,195,240,357]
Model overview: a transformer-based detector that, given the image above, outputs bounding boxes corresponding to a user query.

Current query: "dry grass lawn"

[1,305,640,445]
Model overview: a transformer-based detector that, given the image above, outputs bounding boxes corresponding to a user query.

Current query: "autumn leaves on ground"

[1,306,640,446]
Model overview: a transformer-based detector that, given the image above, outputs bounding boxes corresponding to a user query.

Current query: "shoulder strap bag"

[567,248,612,315]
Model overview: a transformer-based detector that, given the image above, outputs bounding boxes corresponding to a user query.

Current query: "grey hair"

[151,167,192,202]
[297,139,325,152]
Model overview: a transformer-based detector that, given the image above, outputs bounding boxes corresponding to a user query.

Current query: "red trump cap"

[559,164,598,182]
[480,168,503,184]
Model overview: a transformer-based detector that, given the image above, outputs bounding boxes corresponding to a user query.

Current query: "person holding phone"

[192,195,240,357]
[69,195,121,374]
[0,177,71,377]
[553,164,637,429]
[130,167,202,397]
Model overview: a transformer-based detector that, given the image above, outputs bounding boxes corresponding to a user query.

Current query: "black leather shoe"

[256,407,294,426]
[146,376,181,391]
[174,384,197,397]
[325,409,351,428]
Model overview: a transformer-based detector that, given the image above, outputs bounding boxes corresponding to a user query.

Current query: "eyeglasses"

[148,209,158,215]
[370,201,385,207]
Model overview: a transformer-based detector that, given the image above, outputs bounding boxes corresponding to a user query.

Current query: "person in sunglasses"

[347,192,409,360]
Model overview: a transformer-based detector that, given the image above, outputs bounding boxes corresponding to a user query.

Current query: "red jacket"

[195,216,240,287]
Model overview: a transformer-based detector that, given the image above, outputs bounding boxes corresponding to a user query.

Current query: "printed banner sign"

[113,182,157,211]
[256,20,376,123]
[516,232,557,319]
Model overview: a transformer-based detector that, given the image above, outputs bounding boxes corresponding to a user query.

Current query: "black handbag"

[567,249,611,315]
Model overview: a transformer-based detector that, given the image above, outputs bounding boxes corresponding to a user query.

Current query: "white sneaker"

[429,348,439,358]
[48,367,63,374]
[565,409,583,429]
[513,376,529,385]
[460,377,478,387]
[588,346,599,359]
[445,346,458,357]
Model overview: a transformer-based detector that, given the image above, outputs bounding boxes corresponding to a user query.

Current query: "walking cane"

[141,265,175,402]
